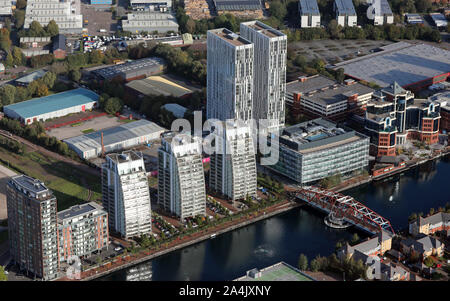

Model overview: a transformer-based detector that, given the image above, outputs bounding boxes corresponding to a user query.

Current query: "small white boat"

[210,233,216,239]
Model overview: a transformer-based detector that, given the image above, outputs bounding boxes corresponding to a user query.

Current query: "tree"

[310,258,320,272]
[69,69,81,82]
[28,21,45,37]
[351,233,360,245]
[104,97,123,115]
[328,20,343,39]
[185,18,196,34]
[0,28,12,52]
[16,0,27,9]
[45,20,59,37]
[36,83,49,97]
[0,266,7,281]
[335,68,345,83]
[42,71,57,89]
[89,50,104,64]
[269,1,287,21]
[12,46,24,66]
[0,84,16,106]
[408,212,417,222]
[13,9,25,29]
[5,52,13,67]
[415,0,431,13]
[298,253,308,270]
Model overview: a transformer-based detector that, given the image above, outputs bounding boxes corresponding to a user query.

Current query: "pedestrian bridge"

[296,186,395,235]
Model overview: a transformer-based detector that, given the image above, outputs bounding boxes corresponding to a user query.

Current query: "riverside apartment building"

[206,28,254,122]
[209,120,258,201]
[240,21,287,133]
[102,151,152,239]
[158,132,206,220]
[6,175,59,280]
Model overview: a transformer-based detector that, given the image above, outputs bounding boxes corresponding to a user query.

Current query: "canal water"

[98,156,450,281]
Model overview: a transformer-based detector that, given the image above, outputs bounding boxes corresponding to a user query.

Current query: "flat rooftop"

[301,81,374,106]
[125,75,193,97]
[335,0,356,15]
[286,75,336,95]
[209,28,252,47]
[64,119,165,153]
[92,57,166,79]
[235,262,315,281]
[10,175,49,195]
[332,42,450,88]
[4,88,99,119]
[243,21,285,38]
[106,150,144,164]
[280,118,366,154]
[58,202,104,221]
[299,0,320,15]
[213,0,261,11]
[15,70,47,84]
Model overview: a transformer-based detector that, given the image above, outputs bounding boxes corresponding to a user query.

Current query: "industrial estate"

[0,0,449,286]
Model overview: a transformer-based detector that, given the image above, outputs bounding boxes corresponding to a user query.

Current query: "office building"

[58,202,109,263]
[24,0,83,33]
[298,0,321,28]
[158,132,206,220]
[240,21,287,132]
[286,75,374,121]
[332,42,450,92]
[209,120,257,201]
[6,175,59,280]
[405,13,424,25]
[364,82,441,157]
[207,28,254,122]
[268,118,369,184]
[429,91,450,133]
[102,151,152,239]
[334,0,357,27]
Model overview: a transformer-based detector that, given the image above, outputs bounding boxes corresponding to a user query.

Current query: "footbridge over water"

[296,186,395,236]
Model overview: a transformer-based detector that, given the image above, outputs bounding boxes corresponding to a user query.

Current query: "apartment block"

[268,118,369,184]
[368,0,393,25]
[209,120,257,201]
[364,82,441,157]
[409,212,450,237]
[6,175,59,280]
[334,0,357,27]
[158,132,206,220]
[58,202,109,263]
[298,0,321,28]
[207,28,254,122]
[240,21,287,133]
[24,0,83,33]
[102,151,152,239]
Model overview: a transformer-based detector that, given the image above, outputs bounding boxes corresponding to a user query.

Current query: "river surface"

[98,156,450,281]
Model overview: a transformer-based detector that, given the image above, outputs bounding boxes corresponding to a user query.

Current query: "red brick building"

[364,82,441,157]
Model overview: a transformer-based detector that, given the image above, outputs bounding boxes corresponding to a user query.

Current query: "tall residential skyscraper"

[102,150,152,239]
[209,120,257,201]
[240,21,287,133]
[207,28,254,122]
[6,175,59,280]
[158,132,206,220]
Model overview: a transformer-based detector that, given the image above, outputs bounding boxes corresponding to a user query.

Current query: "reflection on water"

[126,262,152,281]
[99,156,450,281]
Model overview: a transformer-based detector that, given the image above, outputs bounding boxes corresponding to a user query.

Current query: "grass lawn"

[81,128,95,134]
[71,122,83,127]
[0,141,101,210]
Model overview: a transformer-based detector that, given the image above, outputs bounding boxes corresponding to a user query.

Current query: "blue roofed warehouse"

[3,88,100,125]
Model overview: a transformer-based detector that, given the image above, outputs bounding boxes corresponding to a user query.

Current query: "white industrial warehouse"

[64,119,166,159]
[3,88,99,125]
